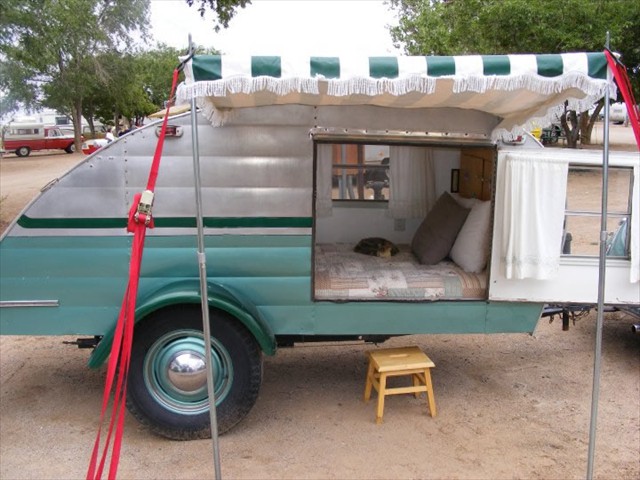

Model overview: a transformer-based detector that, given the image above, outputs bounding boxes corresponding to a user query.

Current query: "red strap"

[87,67,180,480]
[604,50,640,149]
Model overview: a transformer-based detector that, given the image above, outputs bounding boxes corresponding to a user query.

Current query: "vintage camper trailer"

[0,52,638,439]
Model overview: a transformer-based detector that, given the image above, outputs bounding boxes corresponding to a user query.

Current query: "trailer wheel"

[126,305,262,440]
[15,146,31,157]
[64,143,75,153]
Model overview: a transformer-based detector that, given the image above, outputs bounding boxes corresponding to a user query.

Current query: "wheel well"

[89,290,276,369]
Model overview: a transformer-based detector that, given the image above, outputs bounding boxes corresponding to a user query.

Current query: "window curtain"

[502,152,569,280]
[315,143,334,217]
[388,146,436,219]
[630,164,639,283]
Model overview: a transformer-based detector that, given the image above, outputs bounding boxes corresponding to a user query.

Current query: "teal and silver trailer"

[1,52,638,439]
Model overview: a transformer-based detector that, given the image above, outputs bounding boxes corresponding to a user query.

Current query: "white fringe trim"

[177,71,616,130]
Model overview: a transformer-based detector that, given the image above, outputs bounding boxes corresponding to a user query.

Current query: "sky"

[1,1,400,123]
[149,0,401,56]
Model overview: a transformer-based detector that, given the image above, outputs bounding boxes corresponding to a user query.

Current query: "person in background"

[105,128,115,142]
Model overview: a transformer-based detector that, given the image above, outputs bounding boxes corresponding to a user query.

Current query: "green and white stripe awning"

[178,52,614,134]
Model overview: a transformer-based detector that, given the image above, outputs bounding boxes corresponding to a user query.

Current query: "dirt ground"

[0,129,639,480]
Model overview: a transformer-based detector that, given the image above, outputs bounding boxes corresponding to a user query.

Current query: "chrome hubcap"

[143,329,233,415]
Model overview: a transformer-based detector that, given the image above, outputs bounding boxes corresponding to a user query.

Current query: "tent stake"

[188,34,223,479]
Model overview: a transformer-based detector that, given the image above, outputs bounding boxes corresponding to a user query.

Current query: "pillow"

[411,192,470,265]
[450,200,492,273]
[450,192,480,210]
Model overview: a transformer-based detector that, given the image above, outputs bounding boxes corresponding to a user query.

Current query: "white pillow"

[449,192,480,209]
[450,200,491,273]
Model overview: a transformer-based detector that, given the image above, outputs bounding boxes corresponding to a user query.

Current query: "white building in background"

[8,108,72,126]
[5,108,105,134]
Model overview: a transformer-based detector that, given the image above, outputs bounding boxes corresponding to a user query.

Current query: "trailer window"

[327,144,390,201]
[563,166,633,258]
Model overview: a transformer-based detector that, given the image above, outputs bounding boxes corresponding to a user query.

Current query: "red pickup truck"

[2,123,79,157]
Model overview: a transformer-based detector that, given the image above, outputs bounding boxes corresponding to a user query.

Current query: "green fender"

[88,280,277,368]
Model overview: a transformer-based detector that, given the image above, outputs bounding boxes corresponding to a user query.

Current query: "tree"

[389,0,640,148]
[185,0,250,31]
[0,0,150,148]
[81,44,218,136]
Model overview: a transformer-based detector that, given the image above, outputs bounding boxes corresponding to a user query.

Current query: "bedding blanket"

[315,244,486,301]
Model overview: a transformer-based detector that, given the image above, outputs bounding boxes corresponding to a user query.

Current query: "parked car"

[610,102,628,125]
[2,122,80,157]
[81,138,109,155]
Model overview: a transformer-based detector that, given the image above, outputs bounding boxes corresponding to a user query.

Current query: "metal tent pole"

[187,34,223,479]
[586,32,612,480]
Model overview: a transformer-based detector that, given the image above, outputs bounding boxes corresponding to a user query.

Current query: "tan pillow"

[411,192,470,265]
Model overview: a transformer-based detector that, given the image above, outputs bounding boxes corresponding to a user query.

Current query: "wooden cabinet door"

[459,148,494,201]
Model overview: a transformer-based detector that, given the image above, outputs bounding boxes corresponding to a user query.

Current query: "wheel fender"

[88,279,276,368]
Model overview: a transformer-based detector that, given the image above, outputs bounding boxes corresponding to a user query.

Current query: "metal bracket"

[135,189,155,225]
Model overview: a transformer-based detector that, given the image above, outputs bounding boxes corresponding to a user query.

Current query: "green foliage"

[186,0,251,31]
[0,0,149,145]
[1,0,238,137]
[389,0,639,97]
[389,0,640,147]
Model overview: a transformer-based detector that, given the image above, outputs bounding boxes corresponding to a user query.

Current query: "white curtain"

[388,146,436,219]
[315,144,334,217]
[502,152,569,280]
[630,164,639,283]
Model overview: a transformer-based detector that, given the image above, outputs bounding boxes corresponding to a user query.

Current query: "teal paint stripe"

[369,57,399,78]
[311,57,340,78]
[265,301,542,335]
[16,215,312,229]
[426,56,455,77]
[192,55,222,81]
[0,234,311,249]
[536,54,563,78]
[482,55,510,76]
[252,56,281,77]
[485,302,543,333]
[586,52,607,79]
[0,306,121,336]
[203,217,311,228]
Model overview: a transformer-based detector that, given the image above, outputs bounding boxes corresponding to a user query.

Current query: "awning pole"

[188,34,223,479]
[586,32,611,480]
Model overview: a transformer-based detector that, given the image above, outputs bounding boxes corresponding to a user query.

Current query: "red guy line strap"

[86,67,181,480]
[604,50,640,149]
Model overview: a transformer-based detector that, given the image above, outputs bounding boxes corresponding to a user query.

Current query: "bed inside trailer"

[312,141,495,302]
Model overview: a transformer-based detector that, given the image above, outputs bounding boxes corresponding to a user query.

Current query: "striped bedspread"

[314,244,486,301]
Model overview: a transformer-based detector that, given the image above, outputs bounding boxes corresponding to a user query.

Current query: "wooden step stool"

[364,346,436,424]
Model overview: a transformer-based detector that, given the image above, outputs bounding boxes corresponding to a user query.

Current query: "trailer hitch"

[542,304,592,331]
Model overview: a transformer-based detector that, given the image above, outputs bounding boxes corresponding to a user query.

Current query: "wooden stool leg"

[412,373,421,398]
[424,368,437,417]
[375,373,387,424]
[364,361,375,402]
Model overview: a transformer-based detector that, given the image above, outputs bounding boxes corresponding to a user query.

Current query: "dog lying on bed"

[354,237,399,258]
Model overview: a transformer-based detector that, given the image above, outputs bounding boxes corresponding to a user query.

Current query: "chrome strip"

[310,128,493,146]
[0,300,60,308]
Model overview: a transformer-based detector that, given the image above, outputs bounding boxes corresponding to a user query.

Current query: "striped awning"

[177,52,615,134]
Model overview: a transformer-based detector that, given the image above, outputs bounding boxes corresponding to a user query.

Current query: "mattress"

[314,244,487,301]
